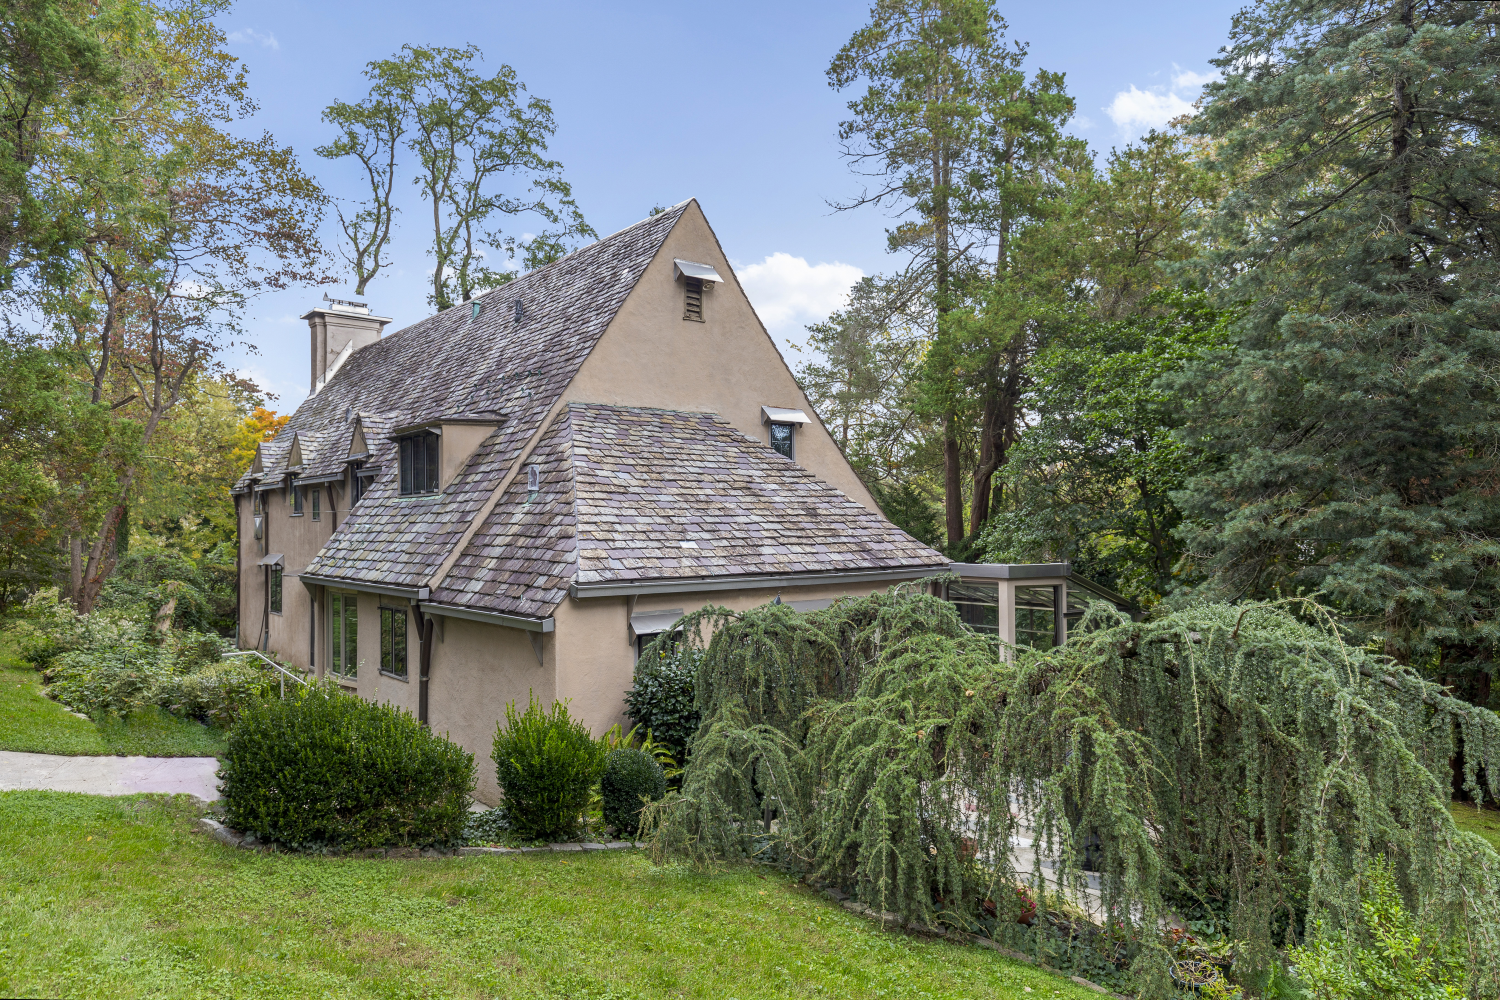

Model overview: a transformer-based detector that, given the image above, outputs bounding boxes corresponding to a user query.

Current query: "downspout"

[416,603,435,725]
[261,565,270,651]
[234,494,241,645]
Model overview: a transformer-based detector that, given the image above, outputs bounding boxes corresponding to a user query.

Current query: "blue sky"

[217,0,1241,407]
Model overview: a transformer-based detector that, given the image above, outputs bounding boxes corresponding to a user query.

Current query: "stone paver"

[0,750,219,801]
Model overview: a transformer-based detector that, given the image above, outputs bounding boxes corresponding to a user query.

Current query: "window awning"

[673,259,724,283]
[258,553,284,568]
[630,608,684,636]
[761,406,811,425]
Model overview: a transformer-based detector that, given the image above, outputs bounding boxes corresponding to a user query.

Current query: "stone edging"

[805,877,1129,1000]
[197,817,644,858]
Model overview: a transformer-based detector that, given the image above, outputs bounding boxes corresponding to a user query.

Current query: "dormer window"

[769,422,795,459]
[350,461,366,505]
[398,430,440,495]
[760,406,811,461]
[290,484,303,515]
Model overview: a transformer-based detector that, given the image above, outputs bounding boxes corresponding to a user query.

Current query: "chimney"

[301,295,393,395]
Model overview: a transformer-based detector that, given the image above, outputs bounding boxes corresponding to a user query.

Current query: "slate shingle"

[431,404,947,616]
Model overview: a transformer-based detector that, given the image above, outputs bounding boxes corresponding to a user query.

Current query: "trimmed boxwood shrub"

[601,747,666,836]
[625,639,699,758]
[492,696,606,841]
[220,684,475,849]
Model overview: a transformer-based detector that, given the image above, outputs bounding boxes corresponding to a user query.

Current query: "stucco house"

[235,200,958,802]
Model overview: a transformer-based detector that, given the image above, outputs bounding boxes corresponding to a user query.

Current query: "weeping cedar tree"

[1178,0,1500,703]
[639,589,1500,996]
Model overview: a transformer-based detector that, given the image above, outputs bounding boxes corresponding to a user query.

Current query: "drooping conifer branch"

[641,589,1500,996]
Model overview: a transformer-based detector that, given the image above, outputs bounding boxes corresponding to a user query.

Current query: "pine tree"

[1180,0,1500,698]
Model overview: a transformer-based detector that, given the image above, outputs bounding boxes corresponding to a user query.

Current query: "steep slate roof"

[263,203,693,591]
[243,201,944,618]
[431,404,948,616]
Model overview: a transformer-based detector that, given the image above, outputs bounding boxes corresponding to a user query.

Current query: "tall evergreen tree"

[1180,0,1500,700]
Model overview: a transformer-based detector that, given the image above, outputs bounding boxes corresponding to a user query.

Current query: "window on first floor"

[380,606,408,679]
[269,565,283,614]
[329,592,358,677]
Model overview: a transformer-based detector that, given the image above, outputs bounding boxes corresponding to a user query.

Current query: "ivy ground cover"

[0,792,1097,1000]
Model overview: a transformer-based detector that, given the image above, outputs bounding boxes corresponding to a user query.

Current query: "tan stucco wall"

[549,577,935,740]
[427,616,555,805]
[237,476,351,670]
[565,200,879,513]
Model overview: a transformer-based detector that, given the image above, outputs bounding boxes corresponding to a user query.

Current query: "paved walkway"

[0,750,220,801]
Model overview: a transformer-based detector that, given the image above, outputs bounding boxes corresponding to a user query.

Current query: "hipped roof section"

[432,403,948,618]
[250,202,694,590]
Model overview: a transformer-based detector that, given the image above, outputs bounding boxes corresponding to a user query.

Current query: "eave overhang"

[568,564,950,600]
[421,602,554,633]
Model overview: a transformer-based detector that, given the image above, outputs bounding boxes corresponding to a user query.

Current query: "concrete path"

[0,750,220,801]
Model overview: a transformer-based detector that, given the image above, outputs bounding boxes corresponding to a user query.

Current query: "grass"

[1451,801,1500,854]
[0,792,1098,1000]
[0,664,227,758]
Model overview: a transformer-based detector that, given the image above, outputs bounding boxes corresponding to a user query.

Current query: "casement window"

[683,277,704,322]
[398,431,440,495]
[270,565,283,614]
[329,592,358,677]
[311,487,321,521]
[379,606,408,679]
[769,422,795,460]
[290,485,303,515]
[350,461,366,505]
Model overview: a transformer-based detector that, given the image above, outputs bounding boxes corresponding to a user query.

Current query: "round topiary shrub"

[601,747,667,836]
[220,684,475,850]
[492,695,606,841]
[625,640,699,759]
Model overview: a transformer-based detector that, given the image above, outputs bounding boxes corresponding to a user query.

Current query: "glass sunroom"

[943,562,1137,655]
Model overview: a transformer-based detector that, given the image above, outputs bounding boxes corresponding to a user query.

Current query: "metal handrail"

[223,648,310,698]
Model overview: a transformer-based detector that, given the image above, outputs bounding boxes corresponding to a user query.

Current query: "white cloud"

[1171,67,1219,91]
[1105,64,1220,139]
[735,253,863,347]
[1105,85,1197,136]
[227,28,279,50]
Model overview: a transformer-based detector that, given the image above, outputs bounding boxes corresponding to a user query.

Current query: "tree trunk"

[78,495,128,613]
[943,411,964,548]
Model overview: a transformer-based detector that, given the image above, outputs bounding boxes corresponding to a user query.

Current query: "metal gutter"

[296,573,429,602]
[949,562,1071,580]
[568,564,950,600]
[422,602,554,633]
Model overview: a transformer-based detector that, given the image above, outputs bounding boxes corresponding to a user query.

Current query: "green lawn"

[0,792,1096,1000]
[1451,802,1500,854]
[0,664,226,758]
